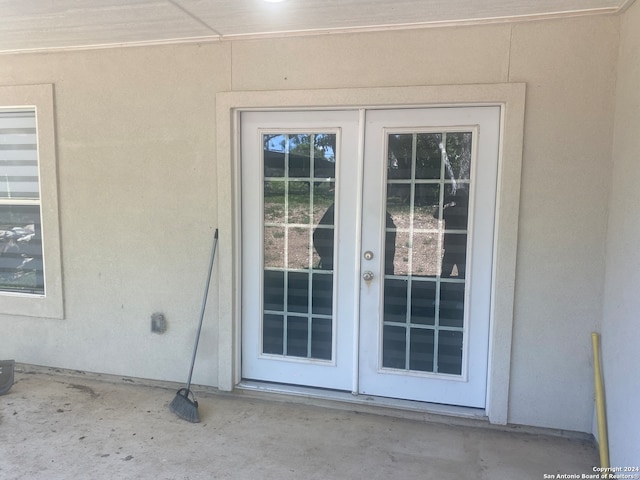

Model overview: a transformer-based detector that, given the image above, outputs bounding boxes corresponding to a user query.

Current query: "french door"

[241,106,500,408]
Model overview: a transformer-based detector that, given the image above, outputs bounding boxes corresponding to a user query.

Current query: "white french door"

[241,110,360,391]
[241,106,500,408]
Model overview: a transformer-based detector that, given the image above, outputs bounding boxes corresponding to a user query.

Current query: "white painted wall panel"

[504,16,619,432]
[231,25,511,90]
[602,0,640,465]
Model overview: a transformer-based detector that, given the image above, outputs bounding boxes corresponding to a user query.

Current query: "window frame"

[0,84,63,319]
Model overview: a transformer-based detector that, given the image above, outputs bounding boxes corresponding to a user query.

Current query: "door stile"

[350,108,367,395]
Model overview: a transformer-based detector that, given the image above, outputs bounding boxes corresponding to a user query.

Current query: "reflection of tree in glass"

[445,132,472,184]
[387,133,443,181]
[263,134,336,174]
[262,133,336,162]
[289,134,335,162]
[387,132,472,186]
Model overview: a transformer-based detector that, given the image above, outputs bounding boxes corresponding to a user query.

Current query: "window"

[0,110,44,295]
[0,85,63,318]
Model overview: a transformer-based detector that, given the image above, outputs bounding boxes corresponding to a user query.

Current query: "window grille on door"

[261,132,337,361]
[382,131,472,375]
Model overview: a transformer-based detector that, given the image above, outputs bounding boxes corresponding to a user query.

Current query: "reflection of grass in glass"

[264,228,285,268]
[264,203,284,223]
[288,206,310,224]
[265,204,280,215]
[264,181,286,198]
[313,185,334,219]
[264,252,279,265]
[287,181,311,224]
[264,180,337,226]
[415,204,437,216]
[288,181,309,195]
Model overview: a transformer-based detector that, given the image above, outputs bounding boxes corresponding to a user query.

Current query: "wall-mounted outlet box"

[151,313,166,334]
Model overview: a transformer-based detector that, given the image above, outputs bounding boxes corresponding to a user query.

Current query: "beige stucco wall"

[507,17,618,431]
[0,14,621,433]
[0,43,232,387]
[602,0,640,465]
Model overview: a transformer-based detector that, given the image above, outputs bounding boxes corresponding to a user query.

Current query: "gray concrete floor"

[1,367,598,480]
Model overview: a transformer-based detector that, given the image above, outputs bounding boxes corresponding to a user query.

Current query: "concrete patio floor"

[0,366,598,480]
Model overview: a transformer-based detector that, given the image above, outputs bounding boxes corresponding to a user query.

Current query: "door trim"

[216,83,526,424]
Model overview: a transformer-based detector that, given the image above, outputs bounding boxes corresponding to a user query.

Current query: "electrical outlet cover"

[151,313,166,333]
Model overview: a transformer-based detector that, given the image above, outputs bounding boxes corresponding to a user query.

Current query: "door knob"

[362,271,374,281]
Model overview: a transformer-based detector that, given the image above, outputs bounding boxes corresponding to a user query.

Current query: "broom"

[170,228,218,423]
[0,359,15,395]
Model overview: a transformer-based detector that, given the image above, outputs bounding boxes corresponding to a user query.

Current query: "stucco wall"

[507,17,618,432]
[602,1,640,465]
[0,44,231,387]
[0,14,621,433]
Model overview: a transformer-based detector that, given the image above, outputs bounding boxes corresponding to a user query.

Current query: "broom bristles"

[169,388,200,423]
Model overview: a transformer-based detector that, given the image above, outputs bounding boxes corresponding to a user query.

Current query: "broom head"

[169,387,200,423]
[0,360,15,396]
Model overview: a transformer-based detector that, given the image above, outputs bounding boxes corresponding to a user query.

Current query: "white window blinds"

[0,111,39,199]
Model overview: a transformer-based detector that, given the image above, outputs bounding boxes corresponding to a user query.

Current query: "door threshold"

[236,380,488,427]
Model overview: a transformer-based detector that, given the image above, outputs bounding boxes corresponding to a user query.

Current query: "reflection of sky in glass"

[266,133,335,162]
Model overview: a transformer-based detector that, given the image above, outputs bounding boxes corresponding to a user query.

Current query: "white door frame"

[215,84,526,424]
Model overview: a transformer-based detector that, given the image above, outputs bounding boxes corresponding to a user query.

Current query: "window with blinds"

[0,109,45,295]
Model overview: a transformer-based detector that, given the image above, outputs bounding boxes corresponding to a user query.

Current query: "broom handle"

[186,228,218,391]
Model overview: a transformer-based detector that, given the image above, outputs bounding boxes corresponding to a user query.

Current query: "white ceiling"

[0,0,634,54]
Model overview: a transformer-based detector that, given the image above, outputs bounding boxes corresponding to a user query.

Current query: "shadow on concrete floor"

[0,368,598,480]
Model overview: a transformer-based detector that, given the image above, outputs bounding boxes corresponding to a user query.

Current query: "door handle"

[362,271,374,281]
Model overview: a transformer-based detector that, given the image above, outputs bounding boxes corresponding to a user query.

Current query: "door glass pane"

[382,131,471,374]
[287,316,309,358]
[382,325,406,369]
[415,133,442,180]
[262,133,337,361]
[409,328,435,371]
[263,226,285,268]
[311,317,332,360]
[263,314,284,355]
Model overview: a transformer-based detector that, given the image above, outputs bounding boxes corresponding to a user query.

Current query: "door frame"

[215,84,526,424]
